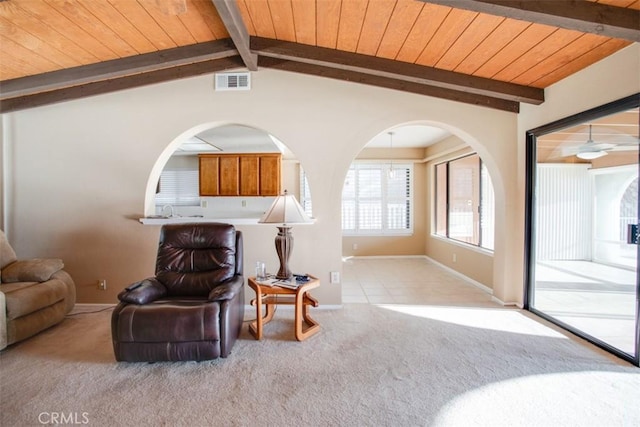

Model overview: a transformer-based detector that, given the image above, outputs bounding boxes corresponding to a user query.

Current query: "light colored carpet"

[1,304,638,427]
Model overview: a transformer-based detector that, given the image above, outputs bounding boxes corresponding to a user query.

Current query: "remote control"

[125,283,143,291]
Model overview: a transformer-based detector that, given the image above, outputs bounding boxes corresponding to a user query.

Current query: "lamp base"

[275,226,293,280]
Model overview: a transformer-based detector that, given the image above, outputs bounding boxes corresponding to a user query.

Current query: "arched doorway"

[339,123,497,305]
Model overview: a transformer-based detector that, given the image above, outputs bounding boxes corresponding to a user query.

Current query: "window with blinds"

[155,169,200,207]
[300,167,313,217]
[342,162,413,235]
[434,154,494,250]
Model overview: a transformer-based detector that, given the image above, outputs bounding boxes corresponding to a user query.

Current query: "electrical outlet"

[330,271,340,284]
[452,253,457,263]
[98,280,107,290]
[352,243,358,250]
[201,200,208,208]
[242,200,247,208]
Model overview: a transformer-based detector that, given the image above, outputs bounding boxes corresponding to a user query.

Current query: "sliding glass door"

[526,94,640,366]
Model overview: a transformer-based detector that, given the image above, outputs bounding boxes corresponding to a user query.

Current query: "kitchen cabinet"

[259,155,281,196]
[199,153,281,196]
[240,155,260,195]
[199,156,220,196]
[219,156,240,195]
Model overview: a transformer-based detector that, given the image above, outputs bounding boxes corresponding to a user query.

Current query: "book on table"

[256,276,303,289]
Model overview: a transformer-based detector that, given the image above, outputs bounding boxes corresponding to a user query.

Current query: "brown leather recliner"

[111,223,244,362]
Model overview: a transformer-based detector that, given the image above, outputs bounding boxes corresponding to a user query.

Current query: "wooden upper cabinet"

[199,156,220,196]
[218,156,240,196]
[240,155,260,196]
[259,155,281,196]
[199,153,281,196]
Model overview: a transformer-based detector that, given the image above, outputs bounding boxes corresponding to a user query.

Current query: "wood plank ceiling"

[0,0,638,113]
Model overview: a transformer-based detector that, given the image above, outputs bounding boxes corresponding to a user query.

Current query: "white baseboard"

[244,304,342,311]
[345,255,427,260]
[422,256,494,295]
[491,296,523,308]
[74,303,339,313]
[74,303,116,308]
[345,254,494,295]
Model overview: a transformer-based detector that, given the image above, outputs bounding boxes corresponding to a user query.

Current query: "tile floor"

[343,257,638,360]
[341,257,496,306]
[533,260,637,355]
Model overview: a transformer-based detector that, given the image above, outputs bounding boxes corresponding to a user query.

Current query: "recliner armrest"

[1,258,64,283]
[117,278,167,305]
[208,275,244,302]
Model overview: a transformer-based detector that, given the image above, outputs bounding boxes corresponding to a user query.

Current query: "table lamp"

[259,190,313,280]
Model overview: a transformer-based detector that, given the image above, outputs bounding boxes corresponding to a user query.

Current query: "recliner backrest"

[155,223,239,297]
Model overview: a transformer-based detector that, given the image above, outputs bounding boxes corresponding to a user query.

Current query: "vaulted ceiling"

[0,0,638,113]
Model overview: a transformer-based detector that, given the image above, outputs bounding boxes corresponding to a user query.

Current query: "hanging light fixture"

[388,131,395,179]
[576,124,609,160]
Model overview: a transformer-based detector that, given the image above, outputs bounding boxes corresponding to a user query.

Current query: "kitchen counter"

[139,216,262,225]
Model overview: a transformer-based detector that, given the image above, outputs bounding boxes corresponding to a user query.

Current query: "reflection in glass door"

[526,95,640,366]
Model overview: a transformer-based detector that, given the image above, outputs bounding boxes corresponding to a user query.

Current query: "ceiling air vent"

[215,72,251,91]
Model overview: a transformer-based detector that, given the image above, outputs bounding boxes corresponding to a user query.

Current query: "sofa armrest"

[117,278,167,305]
[1,259,64,283]
[208,275,244,302]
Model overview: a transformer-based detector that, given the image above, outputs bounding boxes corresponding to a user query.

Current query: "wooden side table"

[248,275,320,341]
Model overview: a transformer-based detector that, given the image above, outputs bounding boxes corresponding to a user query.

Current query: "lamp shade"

[259,190,313,225]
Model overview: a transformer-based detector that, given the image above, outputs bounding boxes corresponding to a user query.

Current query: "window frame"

[342,161,414,236]
[434,153,494,251]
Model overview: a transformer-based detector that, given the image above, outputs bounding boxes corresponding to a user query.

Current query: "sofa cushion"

[6,300,67,346]
[2,259,64,283]
[1,279,68,320]
[0,230,17,270]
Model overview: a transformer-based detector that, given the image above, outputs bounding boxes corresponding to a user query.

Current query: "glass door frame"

[524,93,640,366]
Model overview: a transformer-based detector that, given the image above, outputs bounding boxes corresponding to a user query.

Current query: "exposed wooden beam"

[0,56,245,113]
[212,0,258,71]
[422,0,640,42]
[0,40,238,101]
[251,37,542,105]
[258,57,520,113]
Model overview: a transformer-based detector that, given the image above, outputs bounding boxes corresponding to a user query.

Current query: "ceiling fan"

[557,124,639,160]
[574,124,615,159]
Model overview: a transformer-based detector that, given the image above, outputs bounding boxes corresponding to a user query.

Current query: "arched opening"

[339,122,498,304]
[143,123,310,221]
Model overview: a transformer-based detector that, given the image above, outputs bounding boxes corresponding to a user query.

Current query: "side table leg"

[249,294,277,340]
[249,293,264,340]
[294,291,320,341]
[264,301,275,323]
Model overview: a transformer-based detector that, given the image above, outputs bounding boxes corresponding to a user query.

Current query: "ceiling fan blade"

[580,142,616,152]
[609,145,639,152]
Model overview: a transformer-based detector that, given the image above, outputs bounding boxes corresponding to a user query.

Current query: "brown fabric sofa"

[111,223,244,362]
[0,230,76,350]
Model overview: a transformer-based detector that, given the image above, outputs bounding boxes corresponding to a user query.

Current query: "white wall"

[1,67,521,305]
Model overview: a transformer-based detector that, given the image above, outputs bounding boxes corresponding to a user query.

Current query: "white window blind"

[342,162,413,235]
[155,169,200,207]
[434,154,495,251]
[300,167,313,217]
